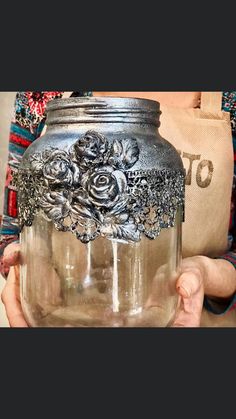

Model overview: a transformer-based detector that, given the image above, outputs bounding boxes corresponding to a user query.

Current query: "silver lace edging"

[15,130,185,243]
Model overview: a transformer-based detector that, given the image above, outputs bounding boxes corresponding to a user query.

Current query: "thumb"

[176,271,202,299]
[0,244,21,278]
[3,242,20,257]
[2,250,21,268]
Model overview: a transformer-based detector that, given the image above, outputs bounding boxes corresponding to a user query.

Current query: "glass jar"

[17,97,185,327]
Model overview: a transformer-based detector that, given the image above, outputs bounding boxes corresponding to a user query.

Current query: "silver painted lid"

[46,96,161,126]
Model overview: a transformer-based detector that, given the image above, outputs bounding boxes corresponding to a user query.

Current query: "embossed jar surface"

[17,97,185,327]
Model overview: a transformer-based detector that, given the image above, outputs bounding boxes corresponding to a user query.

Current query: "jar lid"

[46,96,161,126]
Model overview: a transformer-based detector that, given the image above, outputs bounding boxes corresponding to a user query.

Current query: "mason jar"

[16,97,185,327]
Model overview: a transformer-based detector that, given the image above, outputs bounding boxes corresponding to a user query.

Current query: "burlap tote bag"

[159,92,233,259]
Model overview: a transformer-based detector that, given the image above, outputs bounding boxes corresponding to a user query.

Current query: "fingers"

[1,267,29,327]
[1,243,21,272]
[172,305,202,327]
[3,242,20,257]
[2,251,21,268]
[0,250,20,279]
[176,271,203,299]
[172,270,204,327]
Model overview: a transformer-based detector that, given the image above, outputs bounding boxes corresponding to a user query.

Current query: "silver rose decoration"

[82,165,127,209]
[43,150,80,187]
[18,131,176,244]
[39,190,72,222]
[70,130,108,169]
[30,149,80,187]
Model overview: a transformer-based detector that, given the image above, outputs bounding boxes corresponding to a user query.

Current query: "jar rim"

[46,96,160,112]
[46,96,161,126]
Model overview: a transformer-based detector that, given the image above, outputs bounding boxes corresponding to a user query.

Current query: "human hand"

[172,255,236,327]
[1,243,28,327]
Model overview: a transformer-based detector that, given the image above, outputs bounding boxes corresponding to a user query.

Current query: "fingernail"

[177,282,191,298]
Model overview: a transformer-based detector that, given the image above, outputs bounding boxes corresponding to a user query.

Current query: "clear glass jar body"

[18,97,184,327]
[20,210,182,327]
